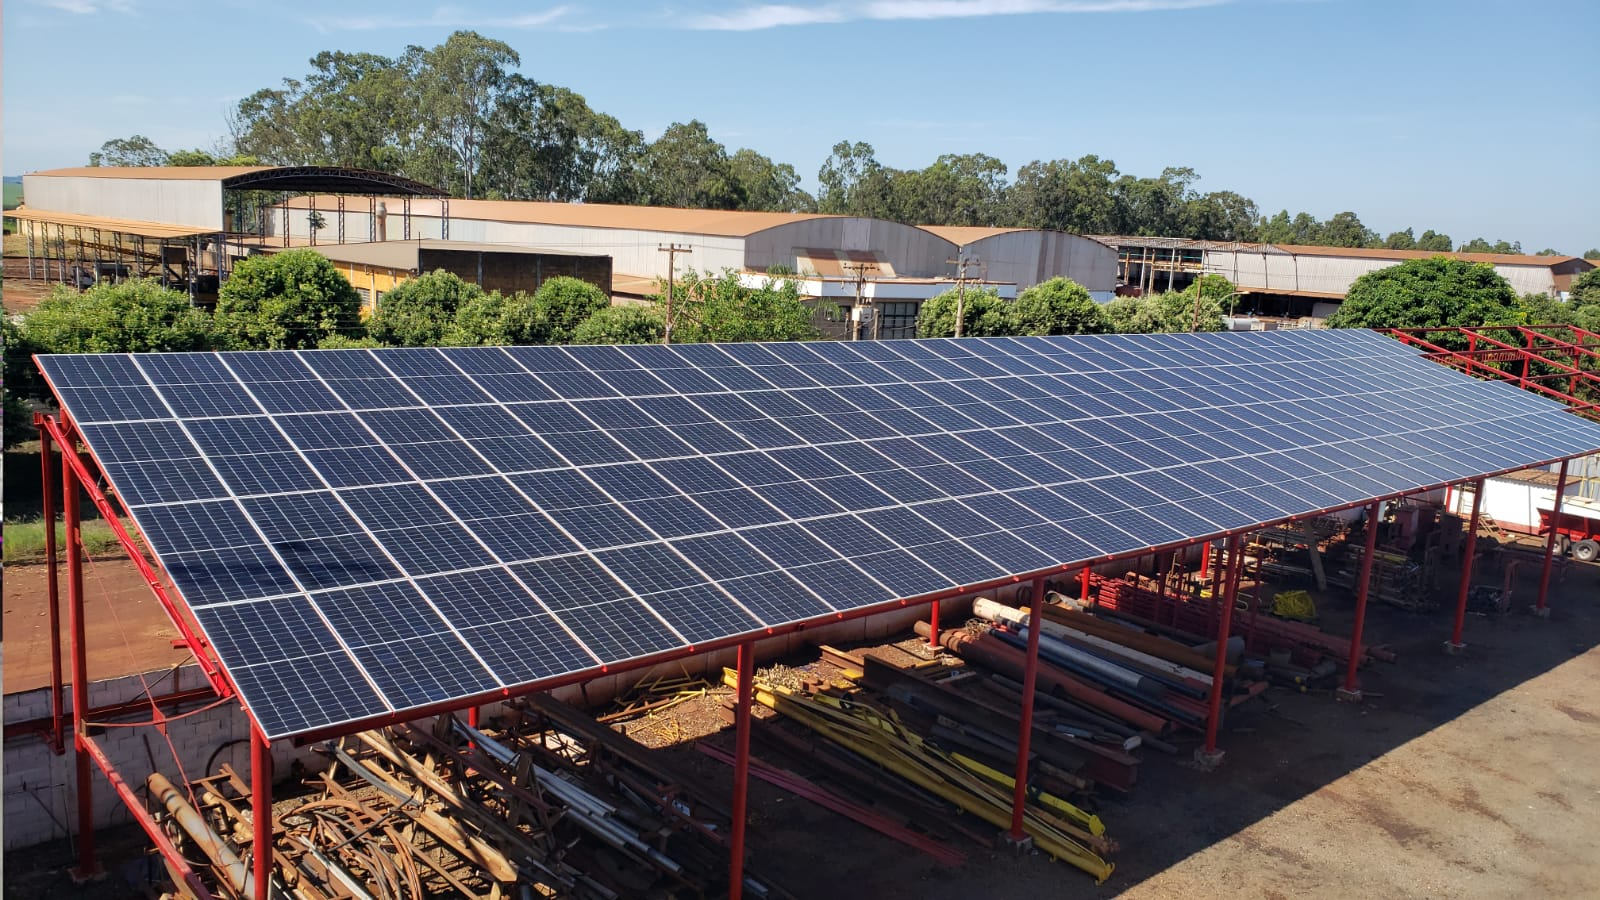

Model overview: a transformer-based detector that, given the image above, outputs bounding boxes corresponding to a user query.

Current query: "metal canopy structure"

[35,329,1600,742]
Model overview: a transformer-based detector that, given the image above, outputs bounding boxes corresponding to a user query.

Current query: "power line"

[657,243,691,344]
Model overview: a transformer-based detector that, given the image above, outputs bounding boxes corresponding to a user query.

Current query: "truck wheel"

[1575,540,1600,563]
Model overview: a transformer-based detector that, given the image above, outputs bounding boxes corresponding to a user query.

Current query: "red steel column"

[1448,480,1485,650]
[64,445,101,879]
[39,420,66,755]
[1341,502,1381,696]
[1080,566,1092,604]
[1198,541,1212,595]
[1201,535,1243,759]
[1536,460,1570,614]
[927,599,940,649]
[729,641,755,900]
[1009,575,1048,841]
[252,726,273,900]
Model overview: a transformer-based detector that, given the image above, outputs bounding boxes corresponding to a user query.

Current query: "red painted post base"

[67,865,106,883]
[1192,747,1226,770]
[1334,687,1364,703]
[1530,606,1552,619]
[1443,641,1467,655]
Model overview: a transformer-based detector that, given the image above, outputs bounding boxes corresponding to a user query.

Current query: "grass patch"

[4,518,127,564]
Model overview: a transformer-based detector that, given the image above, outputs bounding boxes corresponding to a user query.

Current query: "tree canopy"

[1009,278,1111,336]
[571,305,665,344]
[213,249,364,349]
[916,287,1013,338]
[661,271,819,343]
[1325,257,1521,331]
[366,269,485,346]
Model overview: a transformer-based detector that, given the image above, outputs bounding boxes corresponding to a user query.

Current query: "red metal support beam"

[1536,460,1569,616]
[4,684,219,742]
[64,446,102,881]
[1200,535,1243,764]
[252,726,273,900]
[38,417,66,756]
[728,641,755,900]
[1340,501,1382,699]
[927,598,940,650]
[78,734,215,900]
[1008,575,1048,842]
[1448,480,1485,653]
[37,417,231,696]
[1080,566,1092,604]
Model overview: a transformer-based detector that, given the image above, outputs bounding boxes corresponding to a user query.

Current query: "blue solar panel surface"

[37,330,1600,738]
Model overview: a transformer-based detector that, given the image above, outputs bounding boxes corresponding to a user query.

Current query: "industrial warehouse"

[4,163,1600,900]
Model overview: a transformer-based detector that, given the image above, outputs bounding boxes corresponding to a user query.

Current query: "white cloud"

[691,0,1233,30]
[33,0,136,14]
[308,4,574,32]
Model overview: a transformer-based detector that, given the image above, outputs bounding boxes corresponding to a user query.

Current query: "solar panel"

[36,329,1600,739]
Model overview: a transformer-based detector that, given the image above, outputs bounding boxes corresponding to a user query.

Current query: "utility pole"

[843,262,877,341]
[945,254,978,338]
[658,243,691,344]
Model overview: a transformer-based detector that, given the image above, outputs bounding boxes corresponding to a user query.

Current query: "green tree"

[447,290,539,345]
[1534,248,1564,256]
[1321,211,1378,248]
[1584,249,1600,260]
[1416,230,1453,252]
[1009,278,1110,335]
[1326,257,1522,331]
[899,153,1009,226]
[1182,190,1260,241]
[817,140,895,217]
[1008,155,1120,234]
[729,148,816,213]
[1384,228,1417,250]
[639,121,743,209]
[1519,292,1573,326]
[535,276,611,343]
[1458,237,1522,254]
[88,135,168,167]
[1570,268,1600,307]
[480,76,644,202]
[1103,291,1223,333]
[916,287,1014,338]
[665,270,820,343]
[366,269,484,346]
[571,305,665,344]
[21,280,214,356]
[412,31,519,198]
[214,249,363,349]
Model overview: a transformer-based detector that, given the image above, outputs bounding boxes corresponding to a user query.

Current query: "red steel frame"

[1387,324,1600,421]
[36,320,1600,896]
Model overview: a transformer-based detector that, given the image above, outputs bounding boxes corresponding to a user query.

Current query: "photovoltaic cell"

[35,330,1600,739]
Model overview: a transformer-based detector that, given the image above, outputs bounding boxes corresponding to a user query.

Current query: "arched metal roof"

[31,165,445,197]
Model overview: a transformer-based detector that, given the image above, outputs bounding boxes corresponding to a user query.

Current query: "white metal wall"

[1205,248,1560,297]
[21,175,224,230]
[954,231,1117,294]
[276,208,746,277]
[743,219,955,277]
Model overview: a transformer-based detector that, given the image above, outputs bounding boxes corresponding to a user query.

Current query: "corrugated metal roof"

[288,195,842,238]
[8,206,212,239]
[1274,244,1588,268]
[288,239,606,271]
[30,166,273,180]
[919,225,1030,245]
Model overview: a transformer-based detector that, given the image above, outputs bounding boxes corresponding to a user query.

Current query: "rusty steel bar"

[253,726,273,900]
[1537,460,1570,613]
[1343,502,1381,694]
[1450,480,1485,649]
[729,641,755,900]
[1202,536,1244,757]
[38,417,66,755]
[1008,575,1048,841]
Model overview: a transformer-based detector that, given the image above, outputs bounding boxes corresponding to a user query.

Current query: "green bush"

[214,249,363,349]
[916,287,1012,338]
[1010,277,1109,336]
[571,305,666,344]
[534,276,611,343]
[366,269,484,347]
[448,289,544,346]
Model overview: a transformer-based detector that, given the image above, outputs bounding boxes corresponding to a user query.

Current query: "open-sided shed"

[31,328,1600,898]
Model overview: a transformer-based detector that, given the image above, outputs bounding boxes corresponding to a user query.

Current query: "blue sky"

[4,0,1597,253]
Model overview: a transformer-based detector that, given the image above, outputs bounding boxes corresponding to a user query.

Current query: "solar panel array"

[38,330,1600,738]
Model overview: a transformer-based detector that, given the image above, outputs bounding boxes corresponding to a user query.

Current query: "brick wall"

[419,249,613,297]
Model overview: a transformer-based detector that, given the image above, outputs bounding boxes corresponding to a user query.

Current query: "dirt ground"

[5,551,1599,899]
